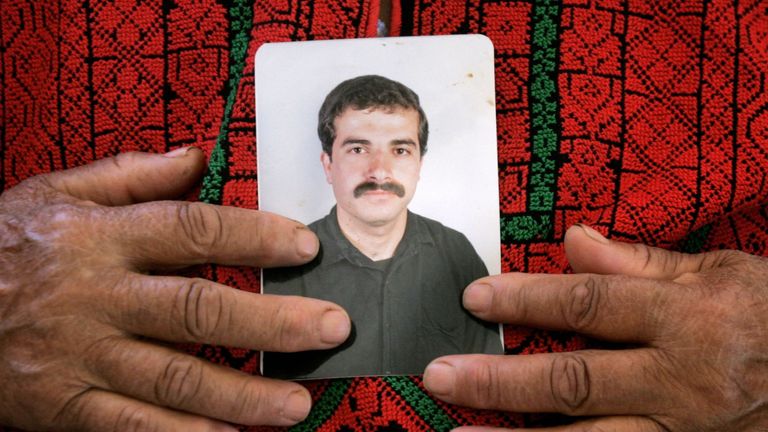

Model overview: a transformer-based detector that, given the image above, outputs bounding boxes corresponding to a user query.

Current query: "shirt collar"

[315,206,435,269]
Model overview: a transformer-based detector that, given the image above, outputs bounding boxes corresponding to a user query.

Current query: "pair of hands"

[1,150,765,431]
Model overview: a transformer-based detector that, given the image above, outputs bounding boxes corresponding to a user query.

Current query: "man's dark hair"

[318,75,429,157]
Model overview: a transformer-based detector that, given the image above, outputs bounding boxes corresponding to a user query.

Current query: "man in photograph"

[264,75,502,379]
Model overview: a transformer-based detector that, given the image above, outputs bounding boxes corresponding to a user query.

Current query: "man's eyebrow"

[341,138,371,146]
[391,139,417,146]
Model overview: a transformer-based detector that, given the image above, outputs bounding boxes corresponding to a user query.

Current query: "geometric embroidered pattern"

[3,0,768,430]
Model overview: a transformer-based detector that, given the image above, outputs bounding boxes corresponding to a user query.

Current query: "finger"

[43,148,206,206]
[452,416,663,431]
[85,336,312,426]
[60,388,237,431]
[105,201,320,267]
[423,350,666,416]
[462,272,667,342]
[105,273,351,351]
[564,224,720,279]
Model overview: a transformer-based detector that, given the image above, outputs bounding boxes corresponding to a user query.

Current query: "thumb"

[564,224,717,279]
[44,148,206,206]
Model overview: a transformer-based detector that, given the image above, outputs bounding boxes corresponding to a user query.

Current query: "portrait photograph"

[256,35,503,379]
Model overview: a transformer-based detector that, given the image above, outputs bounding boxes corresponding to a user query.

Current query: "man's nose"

[366,151,393,181]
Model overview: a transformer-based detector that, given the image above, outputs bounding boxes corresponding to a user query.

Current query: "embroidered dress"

[3,1,767,430]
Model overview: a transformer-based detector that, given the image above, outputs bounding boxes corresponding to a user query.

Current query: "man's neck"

[336,209,408,261]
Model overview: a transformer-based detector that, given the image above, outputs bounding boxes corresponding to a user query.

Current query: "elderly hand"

[424,224,768,431]
[0,149,351,431]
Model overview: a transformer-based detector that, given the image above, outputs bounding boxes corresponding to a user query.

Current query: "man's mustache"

[353,181,406,198]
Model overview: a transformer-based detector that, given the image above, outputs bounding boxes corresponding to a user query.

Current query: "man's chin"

[350,208,407,228]
[360,217,395,228]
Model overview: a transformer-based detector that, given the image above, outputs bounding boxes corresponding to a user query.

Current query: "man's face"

[321,106,422,228]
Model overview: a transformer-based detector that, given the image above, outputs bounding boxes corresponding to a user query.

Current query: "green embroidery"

[200,145,226,204]
[501,214,553,242]
[199,0,253,204]
[501,0,562,241]
[289,379,352,432]
[383,376,458,431]
[679,224,712,254]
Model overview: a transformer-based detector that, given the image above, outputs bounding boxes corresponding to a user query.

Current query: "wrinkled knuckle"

[714,249,743,266]
[176,279,226,341]
[45,205,109,252]
[45,203,87,235]
[13,175,52,199]
[664,251,685,274]
[177,202,224,257]
[633,242,654,272]
[232,381,266,421]
[653,422,672,432]
[11,176,66,207]
[466,361,501,406]
[563,277,601,333]
[54,390,95,429]
[633,243,687,275]
[550,355,591,415]
[16,175,46,191]
[83,335,127,375]
[154,354,204,409]
[113,405,159,432]
[271,302,306,351]
[502,283,525,319]
[643,245,681,275]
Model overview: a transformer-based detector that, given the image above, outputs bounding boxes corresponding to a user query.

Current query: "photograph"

[256,35,503,379]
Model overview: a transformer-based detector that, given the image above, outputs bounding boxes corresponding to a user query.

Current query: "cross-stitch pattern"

[2,0,767,430]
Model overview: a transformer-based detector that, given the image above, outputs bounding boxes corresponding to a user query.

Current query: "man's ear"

[320,152,333,184]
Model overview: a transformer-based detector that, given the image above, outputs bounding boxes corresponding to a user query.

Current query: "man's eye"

[395,148,410,155]
[351,147,364,154]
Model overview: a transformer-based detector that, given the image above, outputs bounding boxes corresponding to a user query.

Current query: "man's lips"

[353,181,406,198]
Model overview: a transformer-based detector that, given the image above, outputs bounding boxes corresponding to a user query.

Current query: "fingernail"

[463,283,493,314]
[295,227,319,259]
[164,146,192,158]
[282,389,311,423]
[577,224,609,244]
[320,309,351,344]
[423,361,456,396]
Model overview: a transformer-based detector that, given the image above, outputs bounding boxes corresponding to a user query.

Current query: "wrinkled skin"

[425,225,768,431]
[0,149,351,431]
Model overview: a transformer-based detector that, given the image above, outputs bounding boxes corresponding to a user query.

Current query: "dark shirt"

[263,207,503,379]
